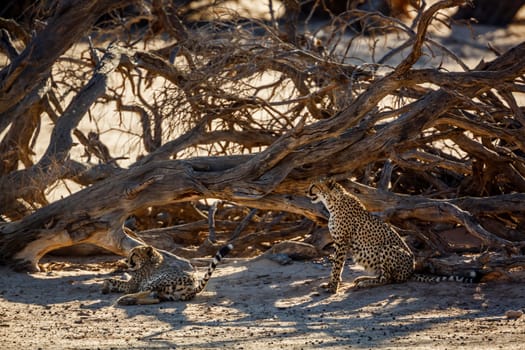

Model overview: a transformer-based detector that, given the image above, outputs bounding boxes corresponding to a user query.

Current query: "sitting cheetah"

[102,244,232,304]
[307,179,477,293]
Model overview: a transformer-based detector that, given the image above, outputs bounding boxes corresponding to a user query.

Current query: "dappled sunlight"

[2,255,525,348]
[2,0,525,348]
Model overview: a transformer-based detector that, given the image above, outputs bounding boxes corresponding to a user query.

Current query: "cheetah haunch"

[102,244,232,304]
[307,179,477,293]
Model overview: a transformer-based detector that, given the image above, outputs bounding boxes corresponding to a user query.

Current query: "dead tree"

[0,1,524,279]
[453,0,525,26]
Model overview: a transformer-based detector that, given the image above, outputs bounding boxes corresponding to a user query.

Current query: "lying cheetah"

[102,244,232,304]
[307,179,477,293]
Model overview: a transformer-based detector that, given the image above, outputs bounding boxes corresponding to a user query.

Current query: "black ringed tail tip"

[218,243,233,258]
[195,243,234,294]
[412,271,480,284]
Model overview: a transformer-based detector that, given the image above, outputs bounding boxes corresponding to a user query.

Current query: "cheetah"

[307,178,477,293]
[102,244,232,304]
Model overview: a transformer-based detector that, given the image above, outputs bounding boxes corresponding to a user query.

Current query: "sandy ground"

[2,4,525,350]
[1,255,524,350]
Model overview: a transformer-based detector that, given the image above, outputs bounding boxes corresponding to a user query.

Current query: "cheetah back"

[102,244,232,304]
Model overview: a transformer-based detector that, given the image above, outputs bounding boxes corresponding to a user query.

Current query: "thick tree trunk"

[0,159,210,271]
[297,0,417,17]
[1,0,525,279]
[453,0,525,26]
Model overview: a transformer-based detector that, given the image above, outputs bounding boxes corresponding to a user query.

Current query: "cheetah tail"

[411,271,480,284]
[194,244,233,294]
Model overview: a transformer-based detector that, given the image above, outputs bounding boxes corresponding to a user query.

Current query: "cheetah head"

[125,245,163,270]
[307,178,337,203]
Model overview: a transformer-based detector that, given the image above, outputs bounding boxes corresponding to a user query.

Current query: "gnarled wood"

[1,1,524,275]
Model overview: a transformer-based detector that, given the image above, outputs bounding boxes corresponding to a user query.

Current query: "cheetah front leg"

[322,242,349,293]
[102,278,132,294]
[116,290,160,305]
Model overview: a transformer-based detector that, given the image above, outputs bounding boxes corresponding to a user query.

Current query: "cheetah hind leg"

[116,290,160,305]
[352,274,388,289]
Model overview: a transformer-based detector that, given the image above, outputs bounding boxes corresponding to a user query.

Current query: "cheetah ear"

[326,178,337,189]
[145,246,155,256]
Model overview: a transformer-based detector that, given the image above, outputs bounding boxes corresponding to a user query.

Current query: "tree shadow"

[1,257,522,349]
[106,258,522,348]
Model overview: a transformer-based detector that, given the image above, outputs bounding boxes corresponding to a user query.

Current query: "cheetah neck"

[322,191,364,214]
[133,261,159,277]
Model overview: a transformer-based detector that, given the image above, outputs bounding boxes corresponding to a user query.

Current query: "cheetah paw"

[101,280,111,294]
[116,295,139,305]
[320,282,339,294]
